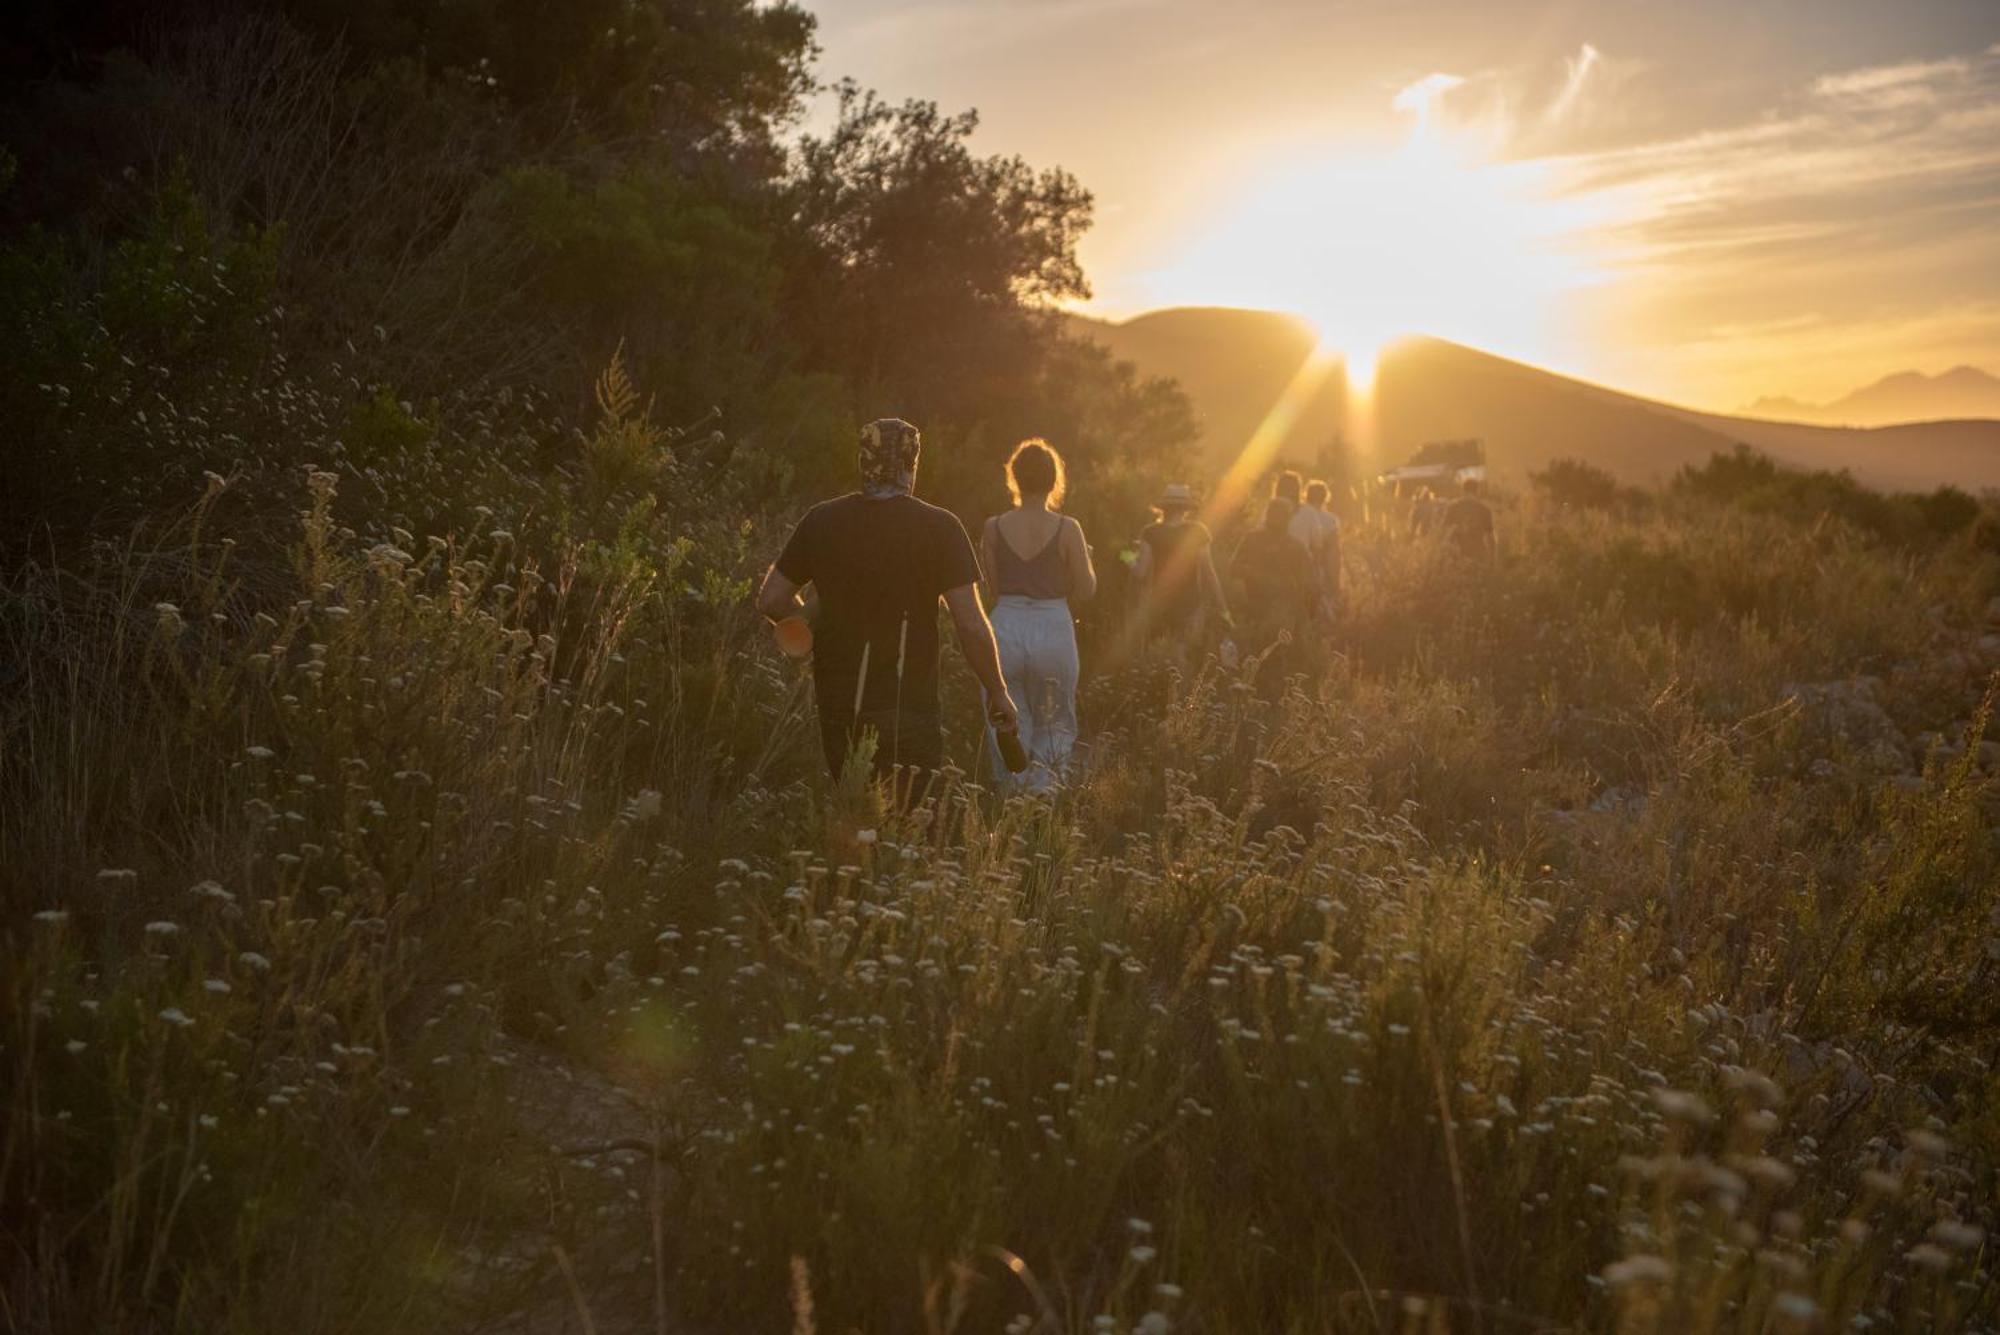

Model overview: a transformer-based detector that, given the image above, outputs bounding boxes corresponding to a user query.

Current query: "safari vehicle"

[1376,438,1487,493]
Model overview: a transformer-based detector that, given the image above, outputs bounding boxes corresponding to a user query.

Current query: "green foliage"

[343,387,436,463]
[285,0,817,144]
[0,170,285,538]
[786,82,1097,422]
[1532,456,1639,513]
[1674,445,1988,549]
[0,10,1161,552]
[98,171,281,365]
[483,161,785,415]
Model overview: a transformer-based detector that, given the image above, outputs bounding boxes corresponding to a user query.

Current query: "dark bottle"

[991,710,1030,774]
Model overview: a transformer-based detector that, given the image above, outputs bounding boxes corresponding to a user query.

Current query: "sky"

[810,0,2000,412]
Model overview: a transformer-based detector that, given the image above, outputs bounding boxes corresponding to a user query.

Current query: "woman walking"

[981,439,1096,791]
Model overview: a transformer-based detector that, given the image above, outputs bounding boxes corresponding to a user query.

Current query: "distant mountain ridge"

[1065,307,2000,494]
[1747,366,2000,428]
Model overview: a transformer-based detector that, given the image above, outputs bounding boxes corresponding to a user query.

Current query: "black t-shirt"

[775,493,982,715]
[1232,526,1313,631]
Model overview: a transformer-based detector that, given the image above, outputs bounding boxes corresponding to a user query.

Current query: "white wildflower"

[1602,1255,1672,1287]
[1650,1089,1712,1124]
[1932,1220,1985,1251]
[1905,1127,1950,1157]
[1859,1169,1901,1197]
[158,1007,194,1028]
[1740,1156,1797,1189]
[1773,1293,1817,1321]
[1905,1243,1952,1274]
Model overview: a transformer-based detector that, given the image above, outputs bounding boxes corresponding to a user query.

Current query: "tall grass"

[7,442,1999,1330]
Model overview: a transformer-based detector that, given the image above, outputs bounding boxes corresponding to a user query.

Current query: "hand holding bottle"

[989,693,1028,774]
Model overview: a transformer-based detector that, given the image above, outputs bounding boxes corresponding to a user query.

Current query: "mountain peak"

[1745,365,2000,426]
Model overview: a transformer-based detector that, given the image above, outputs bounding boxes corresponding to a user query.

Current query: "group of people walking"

[755,416,1487,798]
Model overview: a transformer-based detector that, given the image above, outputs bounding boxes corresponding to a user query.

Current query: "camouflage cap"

[858,417,922,496]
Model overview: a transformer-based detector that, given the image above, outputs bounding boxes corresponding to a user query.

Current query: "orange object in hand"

[773,615,814,660]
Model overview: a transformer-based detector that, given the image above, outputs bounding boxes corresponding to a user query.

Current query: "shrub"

[1531,457,1631,512]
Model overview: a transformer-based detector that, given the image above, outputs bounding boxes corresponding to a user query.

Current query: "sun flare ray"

[1203,340,1343,529]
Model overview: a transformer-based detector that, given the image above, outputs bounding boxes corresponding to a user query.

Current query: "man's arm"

[942,584,1018,731]
[759,511,815,622]
[978,518,1000,606]
[755,565,804,623]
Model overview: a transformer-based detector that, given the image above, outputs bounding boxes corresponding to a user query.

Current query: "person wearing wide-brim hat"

[1132,482,1230,657]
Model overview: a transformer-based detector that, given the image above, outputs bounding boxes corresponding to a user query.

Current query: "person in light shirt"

[1288,478,1342,623]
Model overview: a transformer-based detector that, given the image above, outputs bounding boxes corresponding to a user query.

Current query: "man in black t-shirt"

[755,418,1018,785]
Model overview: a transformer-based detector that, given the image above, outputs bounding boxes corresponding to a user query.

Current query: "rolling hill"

[1068,308,2000,493]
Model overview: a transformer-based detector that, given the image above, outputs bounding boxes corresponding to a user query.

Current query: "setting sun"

[1145,83,1611,383]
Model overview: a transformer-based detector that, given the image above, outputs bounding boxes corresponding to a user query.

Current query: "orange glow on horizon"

[1144,82,1615,380]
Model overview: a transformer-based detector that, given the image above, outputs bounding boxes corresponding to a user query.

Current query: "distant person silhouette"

[756,418,1019,791]
[1272,469,1304,536]
[1443,477,1497,560]
[1411,484,1445,538]
[1231,497,1316,693]
[980,439,1096,792]
[1134,483,1231,662]
[1290,477,1342,620]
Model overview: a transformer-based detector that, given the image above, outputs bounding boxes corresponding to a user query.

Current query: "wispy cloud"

[1814,56,1965,97]
[1544,43,1601,125]
[1530,46,2000,400]
[1553,49,2000,252]
[1392,72,1466,128]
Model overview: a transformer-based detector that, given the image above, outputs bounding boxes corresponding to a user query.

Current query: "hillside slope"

[1071,308,2000,491]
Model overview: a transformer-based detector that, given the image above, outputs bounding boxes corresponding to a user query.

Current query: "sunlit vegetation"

[4,4,1999,1334]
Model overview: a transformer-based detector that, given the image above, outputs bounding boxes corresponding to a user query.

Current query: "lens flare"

[1144,91,1608,378]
